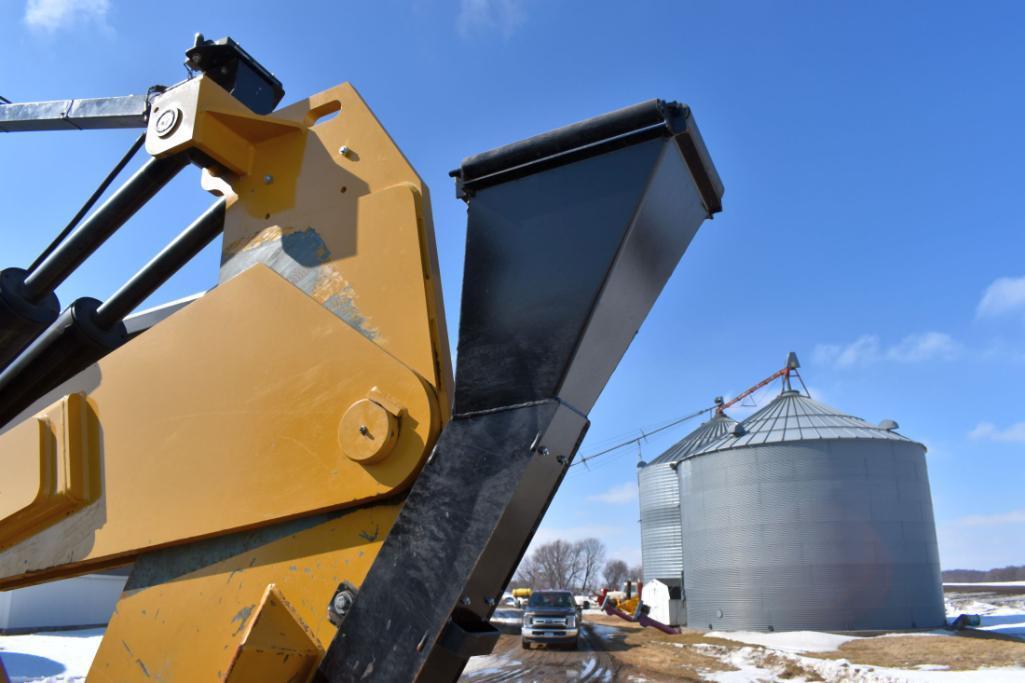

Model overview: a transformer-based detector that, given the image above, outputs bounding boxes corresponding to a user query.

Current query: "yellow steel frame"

[0,75,454,681]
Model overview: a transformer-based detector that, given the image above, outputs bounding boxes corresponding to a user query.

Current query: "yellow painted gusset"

[0,393,99,550]
[88,504,399,682]
[222,584,321,683]
[147,76,453,419]
[0,266,439,587]
[214,83,453,420]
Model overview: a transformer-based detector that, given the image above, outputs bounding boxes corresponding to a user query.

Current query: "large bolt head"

[154,108,181,138]
[338,398,399,464]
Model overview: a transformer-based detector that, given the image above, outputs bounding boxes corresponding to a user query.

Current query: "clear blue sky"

[3,1,1023,571]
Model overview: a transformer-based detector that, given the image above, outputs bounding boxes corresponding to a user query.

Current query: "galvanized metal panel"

[680,439,945,631]
[640,413,736,583]
[638,461,683,582]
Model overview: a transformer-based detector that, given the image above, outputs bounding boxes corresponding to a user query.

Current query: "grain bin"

[678,390,945,631]
[638,412,736,588]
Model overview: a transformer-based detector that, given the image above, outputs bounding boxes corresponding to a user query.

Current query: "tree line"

[943,564,1025,582]
[511,538,641,594]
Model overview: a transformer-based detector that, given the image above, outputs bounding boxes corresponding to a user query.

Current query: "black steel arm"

[0,200,225,428]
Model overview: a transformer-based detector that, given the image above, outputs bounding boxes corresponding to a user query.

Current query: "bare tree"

[602,559,628,590]
[531,539,582,589]
[573,538,606,594]
[513,538,613,592]
[628,564,643,582]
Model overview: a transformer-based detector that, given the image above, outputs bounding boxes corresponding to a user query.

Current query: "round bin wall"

[679,439,945,631]
[639,462,683,583]
[638,413,736,585]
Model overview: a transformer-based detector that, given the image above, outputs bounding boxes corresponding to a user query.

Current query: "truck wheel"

[567,637,578,650]
[521,640,530,650]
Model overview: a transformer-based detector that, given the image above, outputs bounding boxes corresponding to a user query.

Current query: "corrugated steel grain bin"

[678,390,945,631]
[638,413,736,585]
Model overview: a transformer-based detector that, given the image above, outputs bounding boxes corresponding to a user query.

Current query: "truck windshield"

[527,592,573,609]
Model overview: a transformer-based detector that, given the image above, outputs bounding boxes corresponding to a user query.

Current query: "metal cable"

[570,405,715,468]
[27,132,147,273]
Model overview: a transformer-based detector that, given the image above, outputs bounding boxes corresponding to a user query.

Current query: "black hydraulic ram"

[0,200,225,428]
[0,152,189,371]
[317,99,723,682]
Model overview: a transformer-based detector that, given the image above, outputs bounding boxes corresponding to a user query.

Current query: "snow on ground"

[695,642,1025,683]
[946,590,1025,639]
[461,652,523,677]
[944,581,1025,588]
[0,628,102,682]
[707,629,860,653]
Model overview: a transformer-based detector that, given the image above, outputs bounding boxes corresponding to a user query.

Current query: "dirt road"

[460,624,621,682]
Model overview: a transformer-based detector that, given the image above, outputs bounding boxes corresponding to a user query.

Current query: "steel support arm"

[0,95,149,132]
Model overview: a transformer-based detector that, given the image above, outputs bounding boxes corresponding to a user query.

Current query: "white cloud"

[24,0,109,32]
[813,334,881,368]
[938,509,1025,569]
[978,276,1025,319]
[886,331,961,362]
[586,482,637,504]
[969,421,1025,443]
[456,0,525,39]
[813,332,959,368]
[949,509,1025,528]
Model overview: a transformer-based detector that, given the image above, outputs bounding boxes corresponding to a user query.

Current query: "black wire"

[28,132,147,274]
[0,95,10,104]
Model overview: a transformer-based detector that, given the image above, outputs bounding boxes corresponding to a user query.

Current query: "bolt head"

[338,145,351,157]
[154,108,180,138]
[333,590,354,615]
[460,596,471,606]
[263,175,274,185]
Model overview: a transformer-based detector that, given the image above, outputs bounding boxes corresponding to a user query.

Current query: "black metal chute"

[319,98,724,682]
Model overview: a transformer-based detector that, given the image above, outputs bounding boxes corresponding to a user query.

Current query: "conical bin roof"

[647,412,737,465]
[688,390,919,457]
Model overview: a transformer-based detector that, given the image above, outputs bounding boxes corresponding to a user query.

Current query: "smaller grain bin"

[678,390,945,632]
[638,411,736,625]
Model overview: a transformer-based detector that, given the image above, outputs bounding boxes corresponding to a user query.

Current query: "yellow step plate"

[0,393,100,550]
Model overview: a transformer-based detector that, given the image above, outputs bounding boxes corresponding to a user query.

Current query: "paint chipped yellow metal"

[222,584,322,683]
[0,266,440,587]
[88,505,399,682]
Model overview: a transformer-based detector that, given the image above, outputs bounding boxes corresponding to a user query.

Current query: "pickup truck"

[521,590,579,650]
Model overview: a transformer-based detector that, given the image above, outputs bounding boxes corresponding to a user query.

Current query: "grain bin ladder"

[0,34,723,682]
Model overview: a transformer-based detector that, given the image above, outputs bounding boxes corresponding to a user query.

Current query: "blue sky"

[3,1,1024,571]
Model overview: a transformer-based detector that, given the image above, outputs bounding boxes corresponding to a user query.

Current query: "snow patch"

[708,629,860,653]
[696,637,1025,682]
[0,628,103,682]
